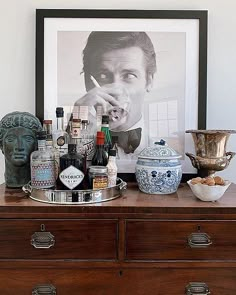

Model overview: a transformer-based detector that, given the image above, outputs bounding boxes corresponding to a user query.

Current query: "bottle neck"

[108,156,116,162]
[38,139,46,151]
[57,117,64,131]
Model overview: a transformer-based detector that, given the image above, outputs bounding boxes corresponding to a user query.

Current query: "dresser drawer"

[120,268,236,294]
[1,268,235,295]
[0,219,117,259]
[0,269,120,295]
[126,220,236,260]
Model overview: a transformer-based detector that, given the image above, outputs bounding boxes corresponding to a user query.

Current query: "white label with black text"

[59,165,84,190]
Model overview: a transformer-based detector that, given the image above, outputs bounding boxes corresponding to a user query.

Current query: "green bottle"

[101,115,112,156]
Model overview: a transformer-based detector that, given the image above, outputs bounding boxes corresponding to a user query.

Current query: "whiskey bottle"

[52,107,69,156]
[30,131,56,189]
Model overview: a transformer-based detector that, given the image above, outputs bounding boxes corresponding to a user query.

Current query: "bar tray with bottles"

[22,178,127,205]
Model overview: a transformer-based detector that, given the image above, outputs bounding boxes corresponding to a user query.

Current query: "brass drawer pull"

[31,232,55,249]
[188,232,212,248]
[185,282,210,294]
[32,284,56,294]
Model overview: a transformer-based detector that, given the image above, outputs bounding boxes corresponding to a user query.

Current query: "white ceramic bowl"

[187,180,231,202]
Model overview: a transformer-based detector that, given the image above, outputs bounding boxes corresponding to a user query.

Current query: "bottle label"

[57,136,66,146]
[59,165,84,190]
[82,139,95,160]
[72,126,81,138]
[31,160,55,188]
[93,175,108,189]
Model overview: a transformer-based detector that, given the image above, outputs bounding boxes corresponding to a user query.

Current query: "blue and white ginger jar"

[135,140,182,194]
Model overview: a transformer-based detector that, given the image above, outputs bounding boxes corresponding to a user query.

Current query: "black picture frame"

[36,9,207,182]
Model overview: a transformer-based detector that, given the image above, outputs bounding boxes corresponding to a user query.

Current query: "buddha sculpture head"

[0,112,42,188]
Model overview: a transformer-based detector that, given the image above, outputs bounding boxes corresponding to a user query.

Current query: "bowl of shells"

[187,176,231,202]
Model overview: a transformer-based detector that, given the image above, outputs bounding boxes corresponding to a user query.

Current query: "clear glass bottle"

[91,131,108,166]
[71,118,84,155]
[101,115,112,156]
[111,136,120,160]
[30,131,56,189]
[43,119,53,137]
[52,107,69,157]
[106,149,118,187]
[81,119,95,163]
[59,143,86,191]
[45,134,60,179]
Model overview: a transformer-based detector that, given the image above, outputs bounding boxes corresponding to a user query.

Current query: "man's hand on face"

[74,84,129,121]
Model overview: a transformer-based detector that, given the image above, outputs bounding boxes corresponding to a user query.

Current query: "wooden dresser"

[0,182,236,294]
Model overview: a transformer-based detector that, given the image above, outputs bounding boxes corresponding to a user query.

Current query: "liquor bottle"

[30,131,56,189]
[111,136,120,160]
[52,107,69,156]
[71,118,84,154]
[45,134,60,179]
[43,119,53,136]
[106,149,118,187]
[81,119,95,163]
[91,131,108,166]
[59,143,86,191]
[101,115,112,156]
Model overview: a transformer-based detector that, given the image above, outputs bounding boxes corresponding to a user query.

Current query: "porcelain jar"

[135,140,182,194]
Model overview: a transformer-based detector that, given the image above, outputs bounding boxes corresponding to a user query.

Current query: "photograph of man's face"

[85,46,153,131]
[57,30,187,172]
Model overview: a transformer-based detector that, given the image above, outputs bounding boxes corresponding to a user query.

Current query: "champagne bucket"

[186,130,236,176]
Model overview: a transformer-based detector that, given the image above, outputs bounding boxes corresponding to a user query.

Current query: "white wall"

[1,0,236,183]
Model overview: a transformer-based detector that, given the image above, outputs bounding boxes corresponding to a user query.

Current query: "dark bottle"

[101,115,112,155]
[91,131,108,166]
[59,143,86,194]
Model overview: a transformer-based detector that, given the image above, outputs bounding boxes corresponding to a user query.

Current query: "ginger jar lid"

[138,139,181,160]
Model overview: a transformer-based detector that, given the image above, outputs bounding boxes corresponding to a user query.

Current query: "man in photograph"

[73,31,157,157]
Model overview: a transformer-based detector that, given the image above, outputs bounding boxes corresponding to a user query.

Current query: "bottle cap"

[68,143,77,153]
[43,119,52,124]
[109,149,116,157]
[36,130,47,140]
[56,107,64,117]
[102,115,109,124]
[89,166,108,174]
[96,131,105,145]
[112,136,118,143]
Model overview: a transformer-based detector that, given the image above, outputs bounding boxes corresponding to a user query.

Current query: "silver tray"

[22,178,127,205]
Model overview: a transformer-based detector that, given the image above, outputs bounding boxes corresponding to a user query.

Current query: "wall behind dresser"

[0,0,235,183]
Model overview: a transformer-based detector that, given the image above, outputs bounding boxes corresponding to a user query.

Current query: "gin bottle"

[30,131,56,189]
[52,107,69,156]
[59,143,86,191]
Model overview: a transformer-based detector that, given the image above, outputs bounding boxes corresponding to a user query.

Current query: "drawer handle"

[31,231,55,249]
[185,282,210,294]
[188,232,212,248]
[32,284,56,295]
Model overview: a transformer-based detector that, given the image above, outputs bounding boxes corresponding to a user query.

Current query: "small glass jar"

[88,166,108,189]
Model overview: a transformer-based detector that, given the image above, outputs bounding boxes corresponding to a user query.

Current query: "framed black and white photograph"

[36,9,207,180]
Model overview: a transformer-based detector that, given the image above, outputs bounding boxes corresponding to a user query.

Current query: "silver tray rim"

[22,178,127,205]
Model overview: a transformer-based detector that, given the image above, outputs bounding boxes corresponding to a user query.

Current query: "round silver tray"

[22,178,127,205]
